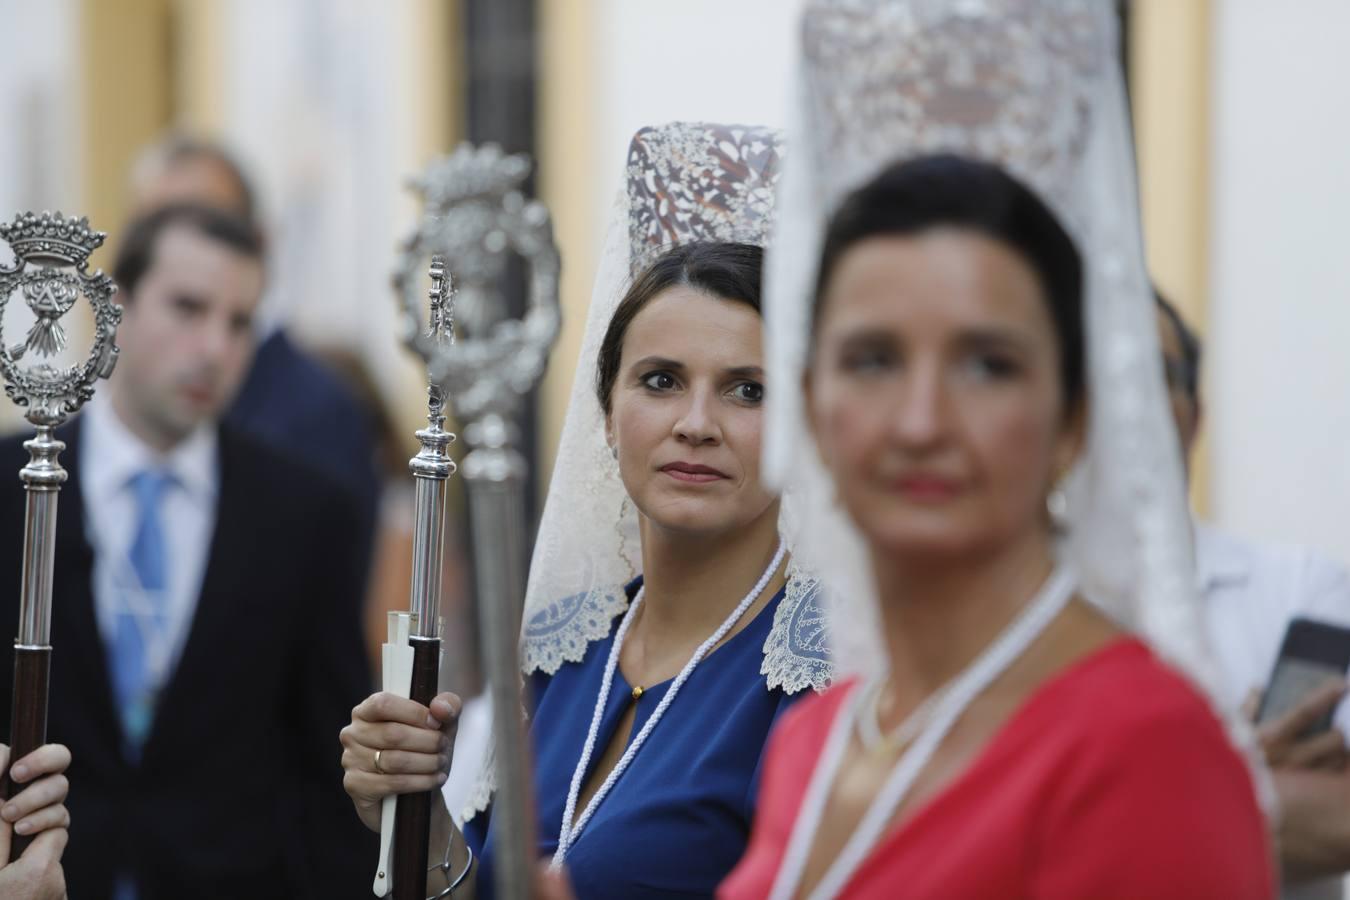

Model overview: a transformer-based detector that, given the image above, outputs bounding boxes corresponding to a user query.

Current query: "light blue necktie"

[110,469,173,761]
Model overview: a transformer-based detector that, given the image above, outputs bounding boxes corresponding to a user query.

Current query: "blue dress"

[465,578,811,898]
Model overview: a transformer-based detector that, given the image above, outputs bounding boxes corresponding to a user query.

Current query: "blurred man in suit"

[0,204,376,898]
[129,135,381,564]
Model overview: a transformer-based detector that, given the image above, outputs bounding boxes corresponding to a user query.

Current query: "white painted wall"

[592,0,807,235]
[0,0,79,219]
[214,0,447,433]
[1210,0,1350,566]
[0,0,80,432]
[220,0,420,342]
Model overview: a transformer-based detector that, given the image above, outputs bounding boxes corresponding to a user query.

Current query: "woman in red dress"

[719,153,1274,899]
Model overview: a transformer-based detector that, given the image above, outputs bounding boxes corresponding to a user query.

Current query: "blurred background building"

[0,0,1345,665]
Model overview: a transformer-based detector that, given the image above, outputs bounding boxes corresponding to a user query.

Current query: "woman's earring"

[1046,483,1069,529]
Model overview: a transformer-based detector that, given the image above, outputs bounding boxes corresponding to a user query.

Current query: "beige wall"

[1130,0,1213,514]
[536,0,599,501]
[79,0,173,242]
[1208,0,1350,566]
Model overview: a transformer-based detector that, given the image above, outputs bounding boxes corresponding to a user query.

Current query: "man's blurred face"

[113,224,263,450]
[1157,308,1200,475]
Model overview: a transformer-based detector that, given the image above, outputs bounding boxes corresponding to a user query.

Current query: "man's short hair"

[1154,289,1203,402]
[113,203,265,297]
[131,134,258,224]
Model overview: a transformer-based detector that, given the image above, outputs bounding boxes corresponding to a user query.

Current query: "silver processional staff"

[378,145,560,900]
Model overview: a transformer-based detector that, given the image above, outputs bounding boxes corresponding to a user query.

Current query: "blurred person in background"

[1158,293,1350,899]
[0,203,375,898]
[141,134,491,821]
[129,134,381,580]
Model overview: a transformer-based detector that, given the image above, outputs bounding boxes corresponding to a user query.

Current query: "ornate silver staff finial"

[381,144,559,900]
[0,211,120,426]
[0,209,121,861]
[421,254,454,438]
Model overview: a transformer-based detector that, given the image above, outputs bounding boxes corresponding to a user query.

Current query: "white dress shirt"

[80,396,219,701]
[1196,522,1350,900]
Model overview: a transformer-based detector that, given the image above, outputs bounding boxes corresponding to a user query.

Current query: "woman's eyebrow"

[628,355,685,372]
[952,326,1036,354]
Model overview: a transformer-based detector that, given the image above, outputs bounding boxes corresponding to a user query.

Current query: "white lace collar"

[462,565,833,824]
[521,563,833,695]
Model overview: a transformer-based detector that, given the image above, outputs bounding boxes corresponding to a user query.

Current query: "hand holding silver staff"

[380,145,560,900]
[0,211,120,861]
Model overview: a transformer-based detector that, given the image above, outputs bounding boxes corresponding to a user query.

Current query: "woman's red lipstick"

[892,474,961,501]
[660,462,728,484]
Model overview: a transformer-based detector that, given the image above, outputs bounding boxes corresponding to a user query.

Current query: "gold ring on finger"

[374,748,386,774]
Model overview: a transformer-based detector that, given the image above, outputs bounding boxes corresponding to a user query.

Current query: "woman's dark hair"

[114,202,264,298]
[596,241,764,414]
[813,154,1085,409]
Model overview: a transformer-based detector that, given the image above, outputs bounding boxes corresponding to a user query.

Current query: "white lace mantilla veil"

[762,0,1271,806]
[461,122,834,822]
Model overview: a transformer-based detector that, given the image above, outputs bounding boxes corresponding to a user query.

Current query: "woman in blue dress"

[340,122,832,898]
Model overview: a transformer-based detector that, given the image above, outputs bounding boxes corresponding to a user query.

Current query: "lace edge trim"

[762,568,835,695]
[466,572,835,818]
[520,589,632,677]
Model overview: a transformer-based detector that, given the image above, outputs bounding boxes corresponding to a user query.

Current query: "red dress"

[721,637,1274,899]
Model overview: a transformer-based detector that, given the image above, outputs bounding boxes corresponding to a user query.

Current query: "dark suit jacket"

[0,422,378,899]
[226,329,381,539]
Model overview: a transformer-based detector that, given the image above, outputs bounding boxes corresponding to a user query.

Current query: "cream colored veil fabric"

[761,0,1269,803]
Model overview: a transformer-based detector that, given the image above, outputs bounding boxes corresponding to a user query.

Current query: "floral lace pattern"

[627,123,783,274]
[521,587,630,675]
[762,565,833,694]
[799,0,1102,232]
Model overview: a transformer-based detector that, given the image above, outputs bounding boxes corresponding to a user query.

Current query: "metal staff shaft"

[1,428,65,858]
[391,260,456,900]
[462,415,533,900]
[390,444,451,897]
